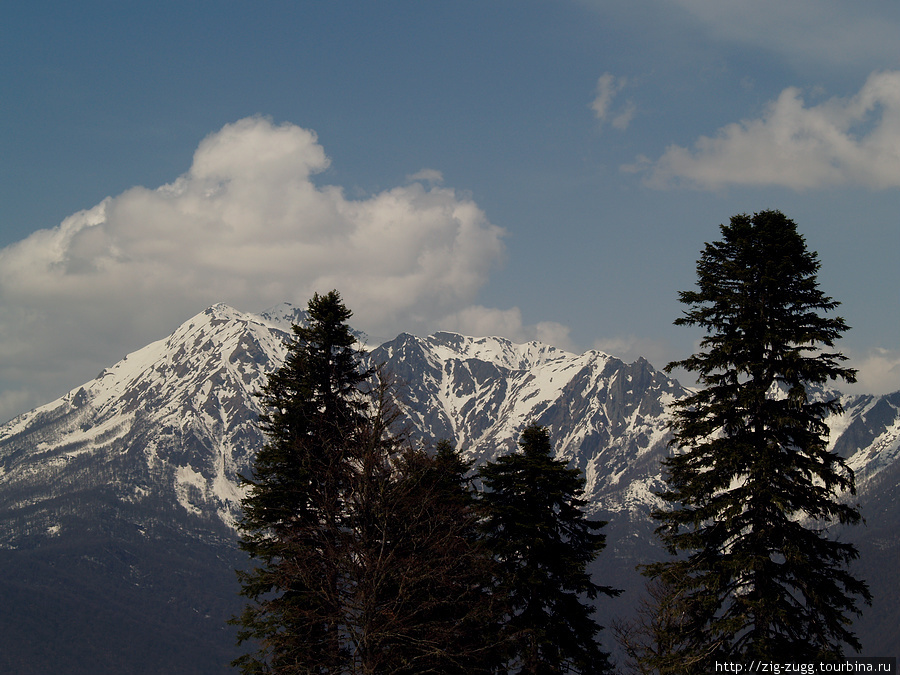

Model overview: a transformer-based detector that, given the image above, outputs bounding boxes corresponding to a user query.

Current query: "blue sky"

[1,0,898,422]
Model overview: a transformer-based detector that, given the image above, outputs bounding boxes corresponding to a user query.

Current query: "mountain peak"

[252,302,309,332]
[205,302,241,318]
[422,330,577,372]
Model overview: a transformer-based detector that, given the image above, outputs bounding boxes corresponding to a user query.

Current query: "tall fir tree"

[232,290,369,674]
[478,423,619,675]
[233,290,501,673]
[645,211,871,671]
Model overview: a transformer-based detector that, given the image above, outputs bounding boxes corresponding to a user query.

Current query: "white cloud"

[591,335,673,370]
[611,102,637,131]
[844,347,900,396]
[627,70,900,190]
[591,74,620,121]
[0,117,528,422]
[591,73,634,130]
[668,0,900,69]
[440,305,575,353]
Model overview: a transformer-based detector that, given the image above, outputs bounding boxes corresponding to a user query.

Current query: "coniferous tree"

[645,211,871,670]
[478,423,619,674]
[233,290,500,674]
[233,290,369,674]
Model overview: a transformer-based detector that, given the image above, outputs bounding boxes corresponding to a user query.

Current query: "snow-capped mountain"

[367,332,684,515]
[0,303,897,673]
[0,304,685,547]
[0,303,295,544]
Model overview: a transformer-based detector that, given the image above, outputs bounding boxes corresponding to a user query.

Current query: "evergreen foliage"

[645,211,871,671]
[232,290,499,673]
[478,423,619,674]
[232,290,369,673]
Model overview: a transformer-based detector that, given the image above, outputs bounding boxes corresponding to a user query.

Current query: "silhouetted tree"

[233,290,500,674]
[233,290,369,674]
[612,577,694,675]
[478,423,619,674]
[361,440,499,674]
[645,211,871,671]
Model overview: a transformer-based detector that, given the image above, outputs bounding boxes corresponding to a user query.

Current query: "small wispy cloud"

[591,335,672,370]
[406,168,444,185]
[845,347,900,396]
[591,73,635,130]
[625,70,900,190]
[440,305,575,353]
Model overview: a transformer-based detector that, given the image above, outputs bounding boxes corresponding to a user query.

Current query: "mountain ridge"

[0,302,897,672]
[2,301,896,545]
